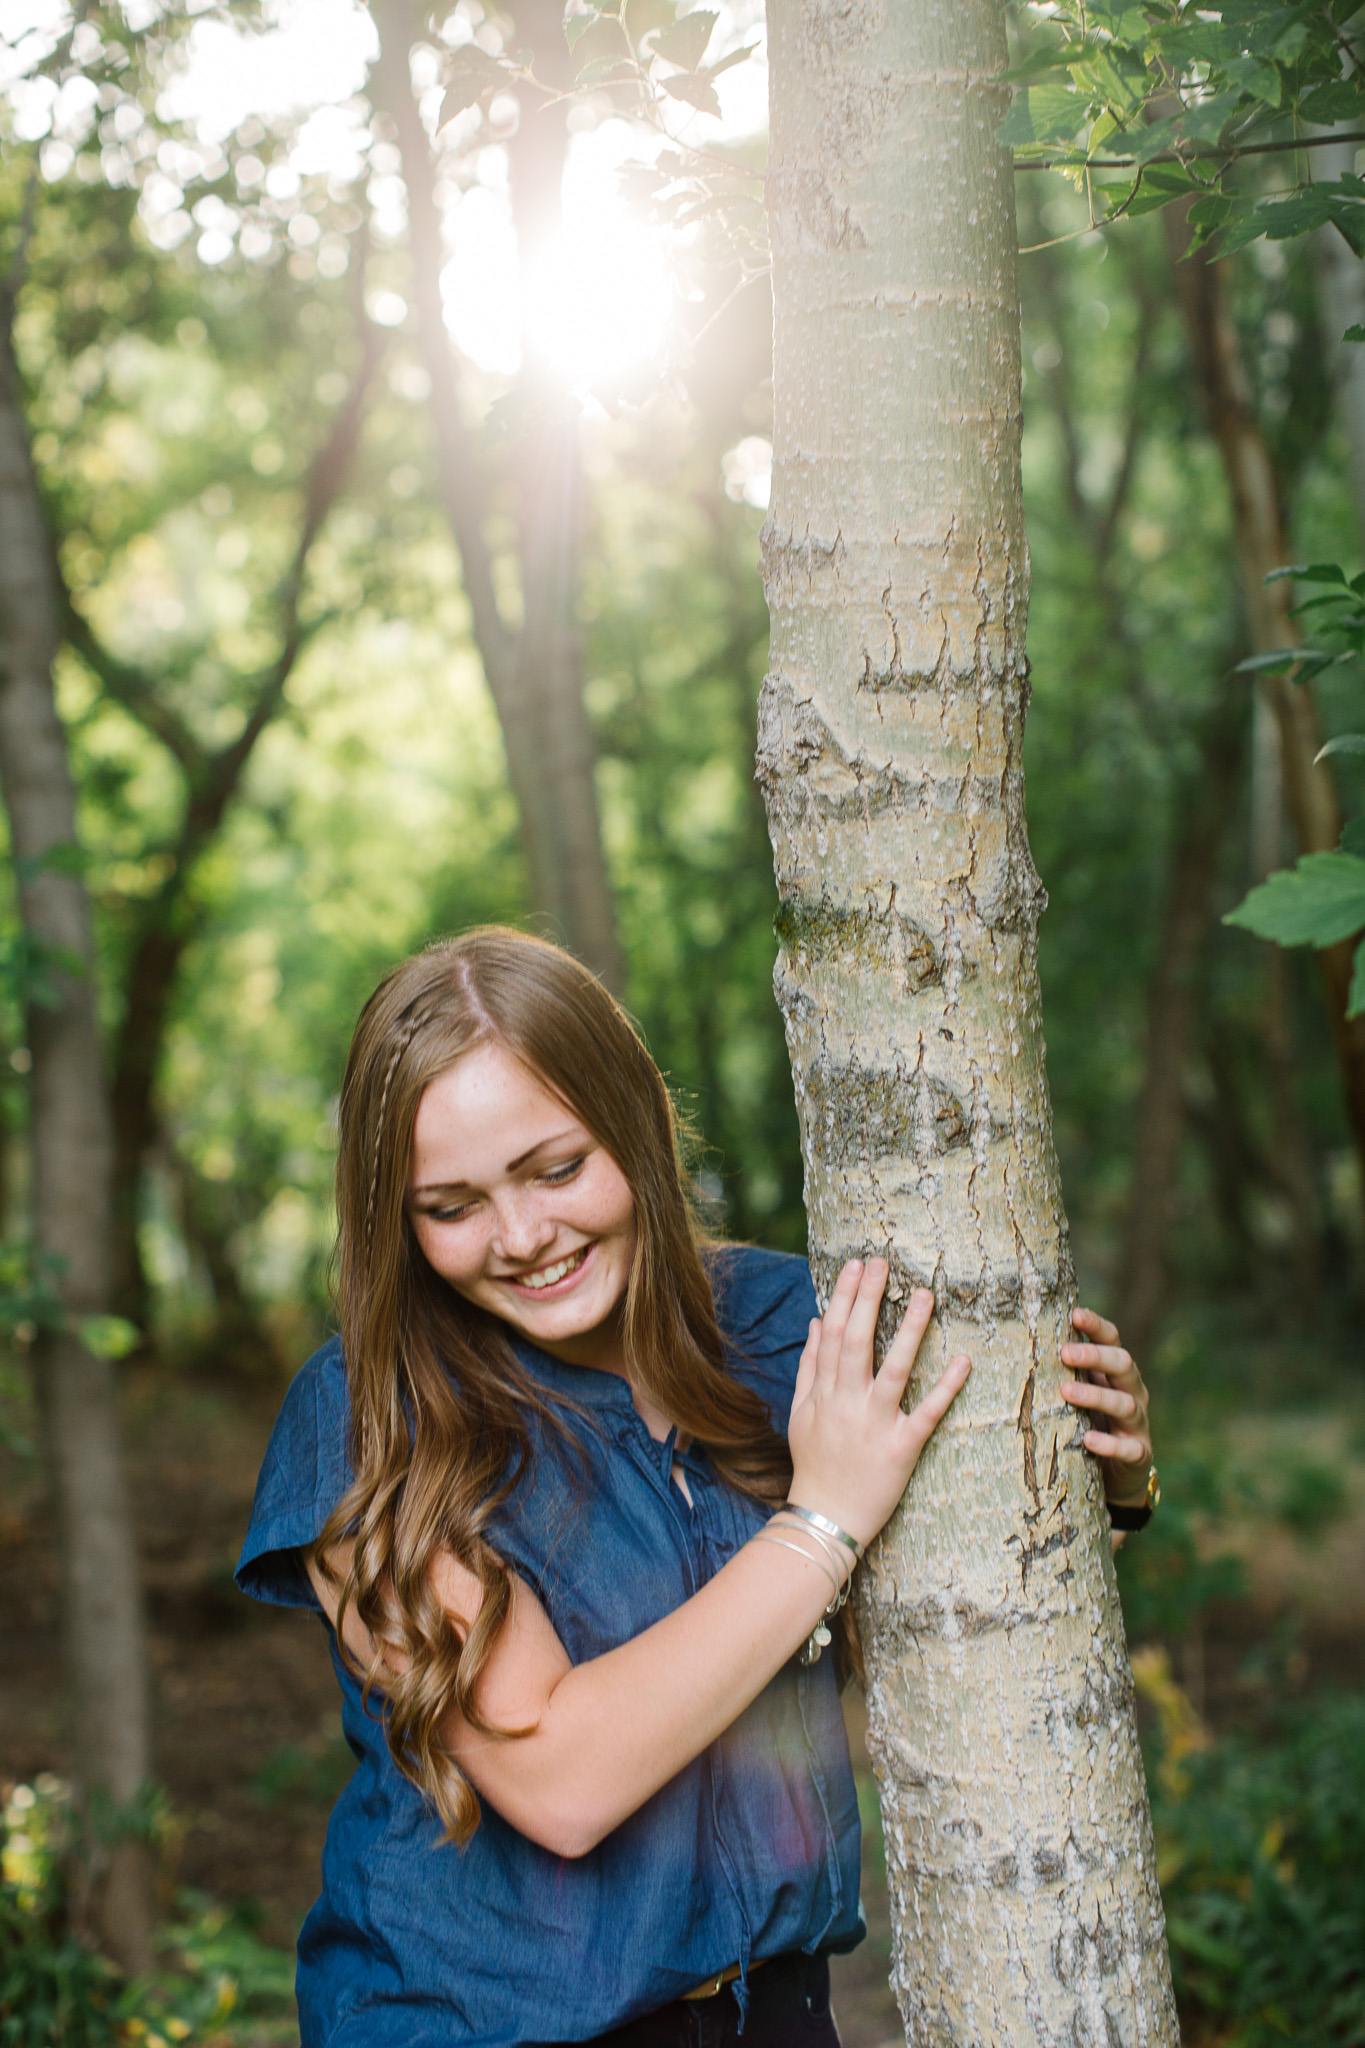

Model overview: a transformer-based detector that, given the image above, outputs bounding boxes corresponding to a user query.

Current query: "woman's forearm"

[449,1531,837,1856]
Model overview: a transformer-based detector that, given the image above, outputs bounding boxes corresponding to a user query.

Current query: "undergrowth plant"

[1138,1669,1365,2045]
[0,1778,295,2048]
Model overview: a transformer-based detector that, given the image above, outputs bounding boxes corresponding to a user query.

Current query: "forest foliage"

[2,1,1364,2042]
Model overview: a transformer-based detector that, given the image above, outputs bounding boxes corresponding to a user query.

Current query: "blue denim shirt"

[236,1246,863,2048]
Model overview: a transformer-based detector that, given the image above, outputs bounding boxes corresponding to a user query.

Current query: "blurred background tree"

[0,1,1363,2043]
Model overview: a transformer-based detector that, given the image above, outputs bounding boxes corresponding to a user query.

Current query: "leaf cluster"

[0,1777,295,2045]
[1223,564,1365,1011]
[1148,1693,1365,2042]
[1005,1,1365,252]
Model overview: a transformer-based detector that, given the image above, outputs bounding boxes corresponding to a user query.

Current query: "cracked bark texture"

[758,4,1177,2041]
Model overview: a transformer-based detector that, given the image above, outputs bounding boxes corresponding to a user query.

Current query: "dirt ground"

[3,1365,1364,2048]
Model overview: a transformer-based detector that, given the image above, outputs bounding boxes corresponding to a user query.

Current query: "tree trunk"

[1165,218,1365,1200]
[759,6,1177,2042]
[1117,682,1245,1369]
[1314,168,1365,542]
[368,0,622,989]
[86,313,378,1325]
[0,291,152,1974]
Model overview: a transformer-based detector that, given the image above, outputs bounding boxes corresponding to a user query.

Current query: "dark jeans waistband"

[555,1951,841,2048]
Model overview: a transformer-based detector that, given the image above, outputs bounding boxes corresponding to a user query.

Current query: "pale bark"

[759,5,1177,2042]
[367,0,622,989]
[0,278,152,1973]
[1165,218,1365,1193]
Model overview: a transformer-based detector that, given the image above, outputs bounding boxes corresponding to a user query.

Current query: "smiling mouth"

[505,1244,592,1293]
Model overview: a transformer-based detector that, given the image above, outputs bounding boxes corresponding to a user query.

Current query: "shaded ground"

[3,1365,1364,2047]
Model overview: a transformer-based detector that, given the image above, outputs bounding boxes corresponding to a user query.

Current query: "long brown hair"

[315,928,804,1843]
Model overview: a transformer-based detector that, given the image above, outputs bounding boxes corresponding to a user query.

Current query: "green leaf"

[1225,851,1365,948]
[1001,82,1090,148]
[438,44,508,119]
[1271,20,1309,64]
[1343,817,1365,856]
[78,1315,141,1359]
[1351,935,1365,1018]
[1298,81,1365,124]
[1345,324,1365,344]
[1278,560,1349,587]
[1187,193,1233,236]
[659,70,721,116]
[1223,53,1283,108]
[651,9,718,71]
[1223,185,1365,259]
[702,42,757,81]
[1088,108,1120,153]
[563,4,605,53]
[1126,163,1212,218]
[1316,732,1365,762]
[1232,648,1324,673]
[1003,44,1080,88]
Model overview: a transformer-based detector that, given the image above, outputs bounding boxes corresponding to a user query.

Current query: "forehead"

[408,1042,579,1184]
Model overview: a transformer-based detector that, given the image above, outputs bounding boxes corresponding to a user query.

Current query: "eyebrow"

[409,1128,586,1199]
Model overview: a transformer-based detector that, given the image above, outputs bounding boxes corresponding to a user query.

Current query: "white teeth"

[518,1249,586,1290]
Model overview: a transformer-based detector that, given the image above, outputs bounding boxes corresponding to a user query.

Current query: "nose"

[492,1190,556,1267]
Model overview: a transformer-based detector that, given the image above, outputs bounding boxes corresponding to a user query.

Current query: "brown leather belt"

[681,1957,768,2001]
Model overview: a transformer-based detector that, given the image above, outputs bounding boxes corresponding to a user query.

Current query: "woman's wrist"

[757,1511,856,1667]
[777,1502,865,1565]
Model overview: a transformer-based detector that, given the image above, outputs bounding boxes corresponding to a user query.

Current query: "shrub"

[1139,1668,1365,2045]
[0,1779,295,2047]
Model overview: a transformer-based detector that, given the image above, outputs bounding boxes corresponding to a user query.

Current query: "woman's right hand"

[786,1259,971,1549]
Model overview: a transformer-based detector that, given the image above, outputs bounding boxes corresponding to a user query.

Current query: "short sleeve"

[709,1245,819,1435]
[235,1337,354,1611]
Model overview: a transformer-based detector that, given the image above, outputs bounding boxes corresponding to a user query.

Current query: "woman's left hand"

[1060,1307,1153,1507]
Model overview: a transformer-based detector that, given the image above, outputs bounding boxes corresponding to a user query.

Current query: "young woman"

[236,929,1154,2048]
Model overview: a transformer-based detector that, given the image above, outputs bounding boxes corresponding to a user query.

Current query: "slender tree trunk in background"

[368,0,622,989]
[1117,683,1246,1369]
[1166,219,1365,1204]
[0,292,152,1974]
[88,324,379,1328]
[759,6,1177,2041]
[505,6,622,991]
[1314,173,1365,542]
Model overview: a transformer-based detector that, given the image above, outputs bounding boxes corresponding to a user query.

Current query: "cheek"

[413,1220,480,1283]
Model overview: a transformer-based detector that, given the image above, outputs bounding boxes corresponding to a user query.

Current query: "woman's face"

[407,1042,638,1372]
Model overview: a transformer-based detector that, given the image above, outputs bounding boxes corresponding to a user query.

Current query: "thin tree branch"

[1014,126,1365,170]
[59,605,203,771]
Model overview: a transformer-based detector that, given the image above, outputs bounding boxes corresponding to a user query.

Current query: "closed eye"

[540,1156,585,1186]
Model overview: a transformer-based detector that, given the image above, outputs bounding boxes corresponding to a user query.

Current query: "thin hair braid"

[364,1004,425,1251]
